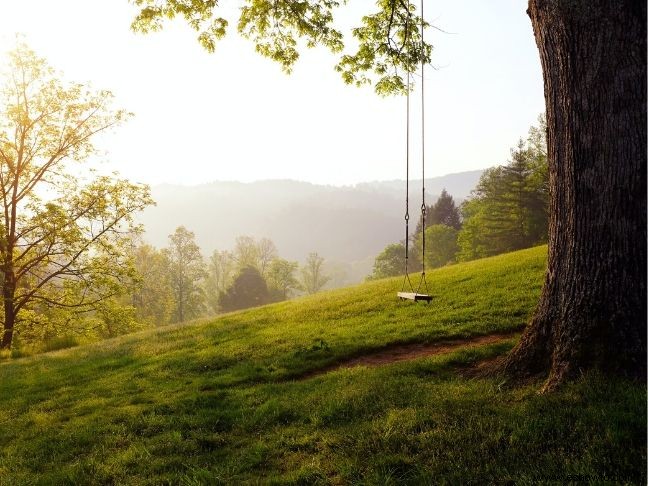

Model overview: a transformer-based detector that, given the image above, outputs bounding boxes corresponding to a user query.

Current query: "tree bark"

[1,269,16,349]
[503,0,646,391]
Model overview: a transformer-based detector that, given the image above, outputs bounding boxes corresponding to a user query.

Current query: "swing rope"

[401,0,429,297]
[416,0,429,296]
[401,0,414,294]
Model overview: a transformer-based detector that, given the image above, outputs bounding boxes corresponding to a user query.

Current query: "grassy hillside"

[0,246,644,484]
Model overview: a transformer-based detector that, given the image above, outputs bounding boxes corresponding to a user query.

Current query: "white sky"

[0,0,544,186]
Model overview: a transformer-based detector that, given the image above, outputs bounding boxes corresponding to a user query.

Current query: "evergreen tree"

[430,189,462,230]
[457,120,548,260]
[414,189,461,240]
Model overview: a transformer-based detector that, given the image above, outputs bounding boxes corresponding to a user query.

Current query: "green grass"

[0,246,645,484]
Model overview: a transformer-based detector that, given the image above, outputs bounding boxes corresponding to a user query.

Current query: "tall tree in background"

[131,244,174,326]
[429,189,462,230]
[233,235,259,271]
[413,189,462,265]
[369,243,407,280]
[266,258,300,301]
[257,237,278,277]
[231,236,278,277]
[0,43,152,349]
[503,1,646,390]
[164,226,206,323]
[457,121,548,261]
[205,249,235,313]
[415,190,457,236]
[300,252,331,294]
[417,225,459,269]
[219,266,269,312]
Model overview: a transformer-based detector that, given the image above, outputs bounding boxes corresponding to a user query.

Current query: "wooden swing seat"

[397,292,433,302]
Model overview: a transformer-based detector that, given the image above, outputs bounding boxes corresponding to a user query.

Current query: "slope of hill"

[137,170,484,269]
[0,246,644,484]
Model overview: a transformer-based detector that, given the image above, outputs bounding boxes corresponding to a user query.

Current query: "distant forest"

[137,171,485,282]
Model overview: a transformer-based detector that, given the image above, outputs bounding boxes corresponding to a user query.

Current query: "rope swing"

[398,0,432,303]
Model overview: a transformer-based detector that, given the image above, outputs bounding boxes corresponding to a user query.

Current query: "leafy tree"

[0,43,152,349]
[232,235,278,277]
[417,225,459,269]
[233,235,259,270]
[204,249,235,313]
[456,199,490,262]
[94,299,141,339]
[266,258,300,301]
[300,252,330,294]
[131,244,174,326]
[131,0,431,95]
[219,266,269,312]
[15,293,141,349]
[369,243,406,280]
[257,237,278,277]
[164,226,206,323]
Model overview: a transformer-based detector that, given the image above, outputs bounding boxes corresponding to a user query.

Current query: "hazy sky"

[0,1,544,186]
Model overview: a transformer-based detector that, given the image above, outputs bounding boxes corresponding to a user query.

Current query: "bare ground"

[300,331,520,380]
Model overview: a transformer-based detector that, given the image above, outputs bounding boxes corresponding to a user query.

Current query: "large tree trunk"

[503,0,646,391]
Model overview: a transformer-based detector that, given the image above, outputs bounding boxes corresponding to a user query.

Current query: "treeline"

[370,116,548,279]
[10,228,331,354]
[132,229,331,326]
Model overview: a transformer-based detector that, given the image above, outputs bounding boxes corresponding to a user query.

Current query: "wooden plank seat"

[397,292,433,302]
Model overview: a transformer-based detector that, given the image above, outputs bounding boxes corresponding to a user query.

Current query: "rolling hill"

[0,246,644,484]
[137,171,484,284]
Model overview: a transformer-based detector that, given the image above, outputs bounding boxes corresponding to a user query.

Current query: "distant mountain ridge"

[137,169,484,282]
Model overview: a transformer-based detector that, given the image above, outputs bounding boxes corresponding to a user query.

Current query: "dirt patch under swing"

[300,331,520,380]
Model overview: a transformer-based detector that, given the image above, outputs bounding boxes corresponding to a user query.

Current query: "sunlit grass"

[0,246,644,484]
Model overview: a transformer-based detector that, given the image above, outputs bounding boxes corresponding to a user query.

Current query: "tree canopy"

[300,252,330,294]
[219,266,269,312]
[0,43,153,349]
[164,226,206,323]
[130,0,432,95]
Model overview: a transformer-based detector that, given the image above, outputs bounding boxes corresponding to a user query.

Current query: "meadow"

[0,246,644,484]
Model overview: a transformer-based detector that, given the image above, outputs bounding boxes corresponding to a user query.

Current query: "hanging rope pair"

[398,0,431,303]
